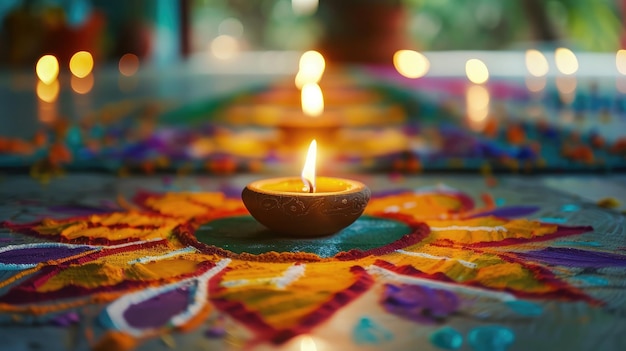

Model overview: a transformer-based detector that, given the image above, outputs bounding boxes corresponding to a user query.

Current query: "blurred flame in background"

[292,0,319,16]
[555,48,578,75]
[36,55,60,85]
[466,84,490,131]
[393,50,430,78]
[295,51,325,89]
[71,74,94,94]
[301,83,324,117]
[525,49,549,77]
[119,54,140,77]
[211,35,239,60]
[69,51,94,78]
[465,59,489,84]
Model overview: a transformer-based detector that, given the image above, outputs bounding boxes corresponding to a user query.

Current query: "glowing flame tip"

[301,140,317,193]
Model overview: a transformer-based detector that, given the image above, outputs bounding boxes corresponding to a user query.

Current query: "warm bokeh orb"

[69,51,94,78]
[465,59,489,84]
[36,55,59,85]
[119,54,140,77]
[393,50,430,78]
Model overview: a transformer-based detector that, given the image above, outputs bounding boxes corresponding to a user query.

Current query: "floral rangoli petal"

[0,243,96,270]
[100,259,230,337]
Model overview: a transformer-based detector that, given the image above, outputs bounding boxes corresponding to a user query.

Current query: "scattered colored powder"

[538,217,568,224]
[560,204,580,212]
[596,197,621,209]
[381,284,459,324]
[495,198,506,207]
[504,300,543,317]
[467,325,515,351]
[352,316,393,345]
[430,326,463,350]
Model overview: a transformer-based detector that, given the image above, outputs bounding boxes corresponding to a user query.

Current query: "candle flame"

[301,140,317,193]
[301,83,324,117]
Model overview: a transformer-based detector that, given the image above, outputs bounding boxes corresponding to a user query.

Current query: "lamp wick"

[302,178,315,193]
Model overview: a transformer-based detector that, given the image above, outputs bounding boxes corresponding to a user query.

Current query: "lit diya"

[242,140,370,237]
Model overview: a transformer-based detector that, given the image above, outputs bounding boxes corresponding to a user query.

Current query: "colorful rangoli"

[1,184,624,350]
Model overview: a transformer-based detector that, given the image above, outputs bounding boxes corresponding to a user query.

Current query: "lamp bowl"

[241,177,371,237]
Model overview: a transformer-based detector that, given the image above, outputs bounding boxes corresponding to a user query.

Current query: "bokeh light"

[71,74,94,94]
[525,49,549,77]
[69,51,94,78]
[555,48,578,75]
[465,59,489,84]
[393,50,430,78]
[36,79,60,103]
[616,50,626,75]
[295,50,325,89]
[211,35,239,60]
[218,18,244,37]
[119,54,140,77]
[292,0,319,16]
[36,55,59,85]
[301,83,324,117]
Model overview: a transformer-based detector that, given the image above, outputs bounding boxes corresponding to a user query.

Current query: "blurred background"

[0,0,623,68]
[1,0,626,177]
